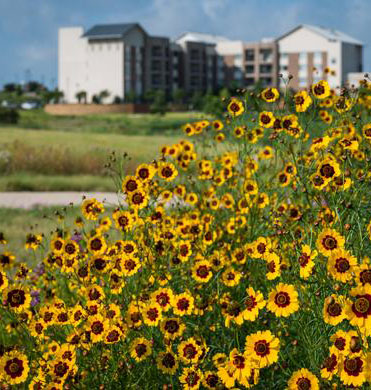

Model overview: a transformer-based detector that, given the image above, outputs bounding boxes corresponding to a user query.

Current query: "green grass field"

[0,206,85,264]
[0,110,206,191]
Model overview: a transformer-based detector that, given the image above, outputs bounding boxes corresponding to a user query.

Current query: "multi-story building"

[58,22,364,102]
[277,24,363,90]
[217,39,278,88]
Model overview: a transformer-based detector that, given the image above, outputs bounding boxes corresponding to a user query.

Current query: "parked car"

[21,101,40,110]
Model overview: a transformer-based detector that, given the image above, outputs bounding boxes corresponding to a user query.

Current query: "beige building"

[58,23,364,102]
[277,24,363,90]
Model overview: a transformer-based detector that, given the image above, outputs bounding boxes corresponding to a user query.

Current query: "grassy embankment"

[0,110,206,191]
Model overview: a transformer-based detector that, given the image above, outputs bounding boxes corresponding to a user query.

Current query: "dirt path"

[0,192,120,209]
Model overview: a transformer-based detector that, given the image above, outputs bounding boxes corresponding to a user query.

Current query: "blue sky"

[0,0,370,88]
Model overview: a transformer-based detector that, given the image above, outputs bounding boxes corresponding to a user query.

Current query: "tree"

[125,90,136,103]
[172,88,185,104]
[190,91,204,111]
[52,89,64,104]
[75,91,87,104]
[150,90,167,115]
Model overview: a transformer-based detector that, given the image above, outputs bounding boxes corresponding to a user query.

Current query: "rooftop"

[278,24,363,45]
[175,32,232,45]
[82,23,143,39]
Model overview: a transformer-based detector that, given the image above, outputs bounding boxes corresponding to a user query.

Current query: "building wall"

[85,39,124,102]
[58,27,87,103]
[278,27,341,88]
[341,43,363,86]
[122,27,146,97]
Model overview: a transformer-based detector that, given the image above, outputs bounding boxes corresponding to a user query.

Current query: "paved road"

[0,192,120,209]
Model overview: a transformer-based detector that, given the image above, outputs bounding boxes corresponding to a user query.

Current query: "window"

[299,64,306,72]
[261,77,272,86]
[299,77,307,87]
[151,60,162,72]
[190,49,200,61]
[245,77,255,86]
[151,74,161,85]
[191,63,200,73]
[331,58,336,64]
[245,65,254,74]
[279,65,288,71]
[259,64,272,74]
[314,52,322,64]
[299,53,307,64]
[245,49,254,61]
[260,49,272,62]
[151,46,162,57]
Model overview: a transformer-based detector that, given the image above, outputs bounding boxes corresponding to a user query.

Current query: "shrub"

[0,107,19,124]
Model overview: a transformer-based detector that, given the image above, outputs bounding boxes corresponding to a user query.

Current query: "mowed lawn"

[0,110,208,191]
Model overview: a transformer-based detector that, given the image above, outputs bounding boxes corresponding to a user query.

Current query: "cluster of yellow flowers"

[0,79,371,389]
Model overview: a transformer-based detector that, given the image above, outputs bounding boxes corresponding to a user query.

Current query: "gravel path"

[0,192,121,209]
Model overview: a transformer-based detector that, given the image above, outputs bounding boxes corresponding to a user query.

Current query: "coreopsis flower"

[157,351,178,375]
[312,80,331,99]
[202,371,221,389]
[297,244,317,279]
[245,330,280,368]
[128,189,149,210]
[87,234,107,255]
[227,98,244,117]
[323,295,347,325]
[135,163,156,182]
[192,260,213,283]
[0,270,8,292]
[122,175,142,194]
[221,267,241,287]
[345,285,371,335]
[259,111,275,128]
[160,317,185,340]
[130,337,152,362]
[142,301,162,326]
[228,348,252,387]
[121,256,141,276]
[81,198,104,220]
[265,252,281,280]
[316,228,345,257]
[362,123,371,140]
[180,366,203,390]
[212,119,224,131]
[25,233,43,250]
[267,283,299,317]
[158,161,178,181]
[171,292,194,316]
[320,346,339,380]
[317,157,341,181]
[339,355,367,387]
[0,251,14,269]
[0,351,30,385]
[294,90,312,112]
[3,285,31,312]
[327,248,357,283]
[288,368,319,390]
[242,287,265,321]
[261,87,279,102]
[178,337,202,364]
[330,330,350,355]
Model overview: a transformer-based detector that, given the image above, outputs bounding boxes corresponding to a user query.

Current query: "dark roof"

[82,23,144,39]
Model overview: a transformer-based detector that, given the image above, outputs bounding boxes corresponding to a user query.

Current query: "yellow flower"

[157,351,178,375]
[259,111,275,128]
[227,98,244,117]
[316,228,345,257]
[158,162,178,181]
[0,351,30,385]
[180,366,203,390]
[323,295,347,326]
[178,337,202,364]
[81,198,104,220]
[192,260,213,283]
[261,87,279,102]
[327,248,357,283]
[312,80,331,99]
[294,90,312,112]
[339,355,367,387]
[130,337,152,362]
[288,368,319,390]
[345,285,371,335]
[245,330,280,368]
[267,283,299,317]
[171,292,194,316]
[298,244,317,279]
[142,301,162,326]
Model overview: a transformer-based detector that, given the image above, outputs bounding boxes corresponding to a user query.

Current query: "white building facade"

[277,24,363,90]
[59,24,146,103]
